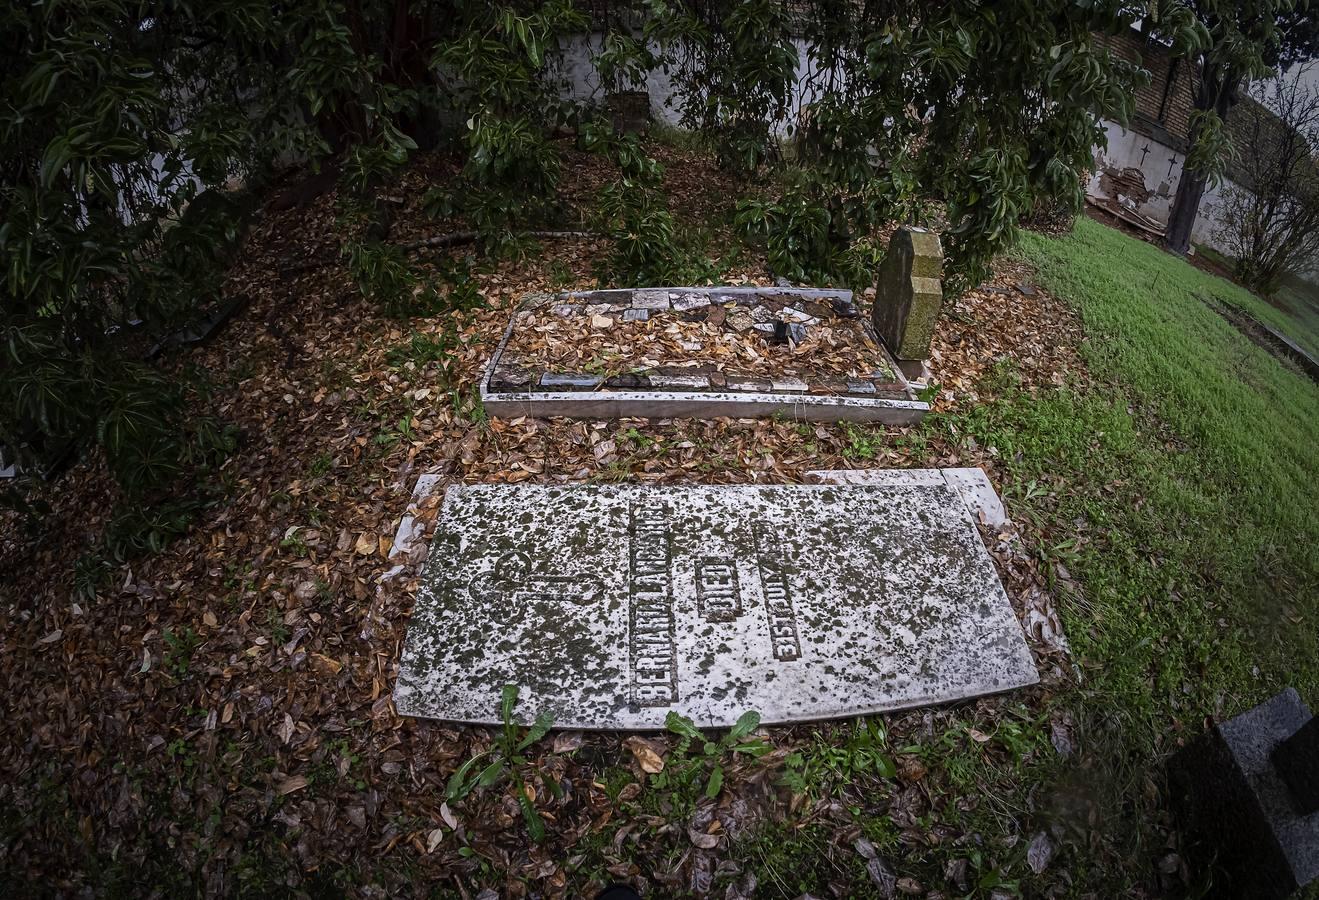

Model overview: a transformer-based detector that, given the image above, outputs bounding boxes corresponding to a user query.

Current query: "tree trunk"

[1165,168,1207,254]
[1165,63,1237,256]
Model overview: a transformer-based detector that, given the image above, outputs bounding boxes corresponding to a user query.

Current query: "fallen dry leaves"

[0,140,1093,897]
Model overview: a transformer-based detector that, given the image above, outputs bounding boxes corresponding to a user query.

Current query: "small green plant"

[279,527,309,557]
[387,328,459,382]
[308,452,334,478]
[445,685,556,841]
[344,239,440,318]
[546,258,575,289]
[103,497,206,562]
[652,711,768,804]
[780,718,896,797]
[73,552,112,601]
[264,606,290,646]
[841,422,882,460]
[162,626,202,678]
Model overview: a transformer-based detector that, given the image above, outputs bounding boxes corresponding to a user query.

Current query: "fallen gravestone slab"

[394,481,1038,729]
[806,467,1008,528]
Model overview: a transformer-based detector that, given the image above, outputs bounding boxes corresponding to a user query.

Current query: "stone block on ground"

[1167,688,1319,899]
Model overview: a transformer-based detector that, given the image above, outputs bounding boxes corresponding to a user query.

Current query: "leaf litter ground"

[1,145,1108,899]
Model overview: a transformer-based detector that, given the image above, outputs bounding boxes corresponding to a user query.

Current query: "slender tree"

[1214,65,1319,293]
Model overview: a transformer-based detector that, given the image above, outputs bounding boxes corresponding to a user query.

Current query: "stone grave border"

[479,287,931,424]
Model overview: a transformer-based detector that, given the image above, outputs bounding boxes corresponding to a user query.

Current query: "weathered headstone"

[872,227,944,371]
[1275,716,1319,815]
[1167,688,1319,899]
[394,480,1038,729]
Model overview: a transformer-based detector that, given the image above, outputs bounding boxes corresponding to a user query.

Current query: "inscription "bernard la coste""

[628,500,678,707]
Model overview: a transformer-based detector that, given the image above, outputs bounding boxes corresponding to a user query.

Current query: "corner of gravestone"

[1166,687,1319,899]
[872,226,944,374]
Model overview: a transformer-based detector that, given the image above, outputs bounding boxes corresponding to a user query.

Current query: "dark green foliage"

[431,1,587,247]
[584,123,687,285]
[648,0,797,174]
[0,1,274,512]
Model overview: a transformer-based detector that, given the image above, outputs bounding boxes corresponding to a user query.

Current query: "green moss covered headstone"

[872,227,944,362]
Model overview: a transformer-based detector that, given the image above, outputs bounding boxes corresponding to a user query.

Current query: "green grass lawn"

[1272,277,1319,358]
[1193,245,1319,359]
[929,216,1319,888]
[1008,217,1318,715]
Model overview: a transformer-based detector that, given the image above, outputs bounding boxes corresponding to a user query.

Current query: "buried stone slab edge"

[806,467,1009,528]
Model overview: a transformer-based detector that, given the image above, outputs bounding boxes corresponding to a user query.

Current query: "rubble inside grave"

[492,287,909,400]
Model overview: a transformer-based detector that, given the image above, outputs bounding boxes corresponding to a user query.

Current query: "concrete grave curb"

[479,287,931,425]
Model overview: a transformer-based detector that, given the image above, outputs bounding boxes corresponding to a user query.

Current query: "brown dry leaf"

[552,731,585,754]
[276,775,308,796]
[310,653,342,675]
[624,736,666,773]
[687,826,719,849]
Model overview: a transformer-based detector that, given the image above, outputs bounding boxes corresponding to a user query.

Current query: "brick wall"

[1092,27,1198,151]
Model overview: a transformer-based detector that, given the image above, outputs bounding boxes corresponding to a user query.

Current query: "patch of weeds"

[374,413,417,448]
[648,711,768,816]
[622,427,655,450]
[308,452,334,478]
[780,718,895,798]
[72,552,112,601]
[436,254,486,313]
[546,258,575,289]
[734,821,863,898]
[597,765,641,805]
[840,422,883,460]
[445,685,557,841]
[452,385,487,425]
[162,626,202,678]
[264,606,290,646]
[103,496,206,562]
[387,327,458,373]
[279,526,309,557]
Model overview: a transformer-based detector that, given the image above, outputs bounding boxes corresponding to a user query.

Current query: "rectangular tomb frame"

[479,288,930,424]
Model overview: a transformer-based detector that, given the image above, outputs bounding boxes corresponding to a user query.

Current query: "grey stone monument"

[1167,688,1319,899]
[872,226,944,379]
[393,479,1039,730]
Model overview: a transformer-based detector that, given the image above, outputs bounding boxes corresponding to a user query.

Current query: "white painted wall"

[1087,118,1239,253]
[558,38,1247,259]
[554,35,836,135]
